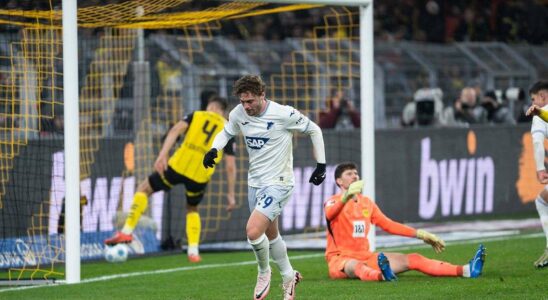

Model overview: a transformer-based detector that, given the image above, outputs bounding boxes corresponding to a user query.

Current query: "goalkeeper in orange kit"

[324,162,486,281]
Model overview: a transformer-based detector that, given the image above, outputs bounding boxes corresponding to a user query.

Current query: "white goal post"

[62,0,81,284]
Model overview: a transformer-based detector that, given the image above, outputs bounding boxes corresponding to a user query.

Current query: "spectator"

[481,90,515,125]
[454,6,491,42]
[417,0,445,43]
[442,87,488,126]
[401,88,445,127]
[156,53,182,98]
[319,89,360,129]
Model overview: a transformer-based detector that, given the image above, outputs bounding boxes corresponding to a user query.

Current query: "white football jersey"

[531,104,548,137]
[531,104,548,171]
[224,100,311,187]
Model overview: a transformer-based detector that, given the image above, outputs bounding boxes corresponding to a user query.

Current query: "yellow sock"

[186,212,201,249]
[122,192,148,234]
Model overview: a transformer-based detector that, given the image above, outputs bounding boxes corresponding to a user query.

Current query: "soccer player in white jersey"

[525,80,548,268]
[203,75,326,299]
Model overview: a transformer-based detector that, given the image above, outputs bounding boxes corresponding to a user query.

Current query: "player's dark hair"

[233,75,265,96]
[334,162,358,181]
[529,80,548,95]
[200,89,218,110]
[208,96,228,111]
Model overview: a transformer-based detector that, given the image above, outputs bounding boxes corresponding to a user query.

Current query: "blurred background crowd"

[3,0,546,43]
[0,0,546,134]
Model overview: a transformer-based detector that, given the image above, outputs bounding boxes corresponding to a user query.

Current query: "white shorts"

[248,185,294,221]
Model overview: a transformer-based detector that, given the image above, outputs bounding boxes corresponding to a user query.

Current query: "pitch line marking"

[0,232,542,294]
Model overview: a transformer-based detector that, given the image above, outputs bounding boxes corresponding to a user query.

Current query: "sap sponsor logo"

[48,151,164,240]
[282,165,339,231]
[245,136,269,149]
[419,133,494,220]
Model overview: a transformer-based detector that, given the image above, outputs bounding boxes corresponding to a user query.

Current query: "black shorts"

[148,166,207,206]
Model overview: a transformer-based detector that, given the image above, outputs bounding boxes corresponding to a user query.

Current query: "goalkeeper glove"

[309,163,326,185]
[341,180,364,203]
[417,229,445,253]
[203,148,218,168]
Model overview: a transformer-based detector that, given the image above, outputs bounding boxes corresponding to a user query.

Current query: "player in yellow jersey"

[105,97,237,263]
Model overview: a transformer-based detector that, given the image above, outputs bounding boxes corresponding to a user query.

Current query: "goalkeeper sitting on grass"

[324,162,486,282]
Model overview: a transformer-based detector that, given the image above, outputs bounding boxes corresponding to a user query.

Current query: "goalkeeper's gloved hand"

[203,148,218,168]
[417,229,445,253]
[341,180,364,203]
[309,163,326,185]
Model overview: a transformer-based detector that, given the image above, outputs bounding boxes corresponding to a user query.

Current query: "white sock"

[187,245,199,256]
[121,227,133,235]
[269,235,294,282]
[535,197,548,248]
[462,264,471,278]
[248,234,270,274]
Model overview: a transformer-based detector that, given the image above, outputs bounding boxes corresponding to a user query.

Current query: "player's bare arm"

[536,170,548,184]
[155,120,188,175]
[526,104,541,116]
[224,153,237,211]
[526,105,548,122]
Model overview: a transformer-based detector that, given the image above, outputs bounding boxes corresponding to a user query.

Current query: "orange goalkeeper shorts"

[327,253,380,279]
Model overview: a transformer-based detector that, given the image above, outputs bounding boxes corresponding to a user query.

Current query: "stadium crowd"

[1,0,546,44]
[1,0,545,133]
[374,0,547,44]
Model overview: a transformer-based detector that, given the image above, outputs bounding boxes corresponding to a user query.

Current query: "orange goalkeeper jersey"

[324,193,417,261]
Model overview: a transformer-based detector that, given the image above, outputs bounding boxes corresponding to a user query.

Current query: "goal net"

[0,0,367,283]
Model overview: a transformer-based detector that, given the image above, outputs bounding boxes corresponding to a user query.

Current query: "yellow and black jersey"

[168,111,232,183]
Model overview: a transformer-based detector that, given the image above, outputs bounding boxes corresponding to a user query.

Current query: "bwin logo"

[419,134,494,220]
[245,137,269,149]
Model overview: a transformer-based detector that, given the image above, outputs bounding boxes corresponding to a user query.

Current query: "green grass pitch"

[1,234,546,299]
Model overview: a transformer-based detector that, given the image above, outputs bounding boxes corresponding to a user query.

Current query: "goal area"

[0,0,373,284]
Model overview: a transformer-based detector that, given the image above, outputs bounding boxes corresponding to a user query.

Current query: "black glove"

[309,163,326,185]
[203,148,218,168]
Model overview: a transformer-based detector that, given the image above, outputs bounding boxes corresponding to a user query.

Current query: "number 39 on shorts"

[257,194,273,209]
